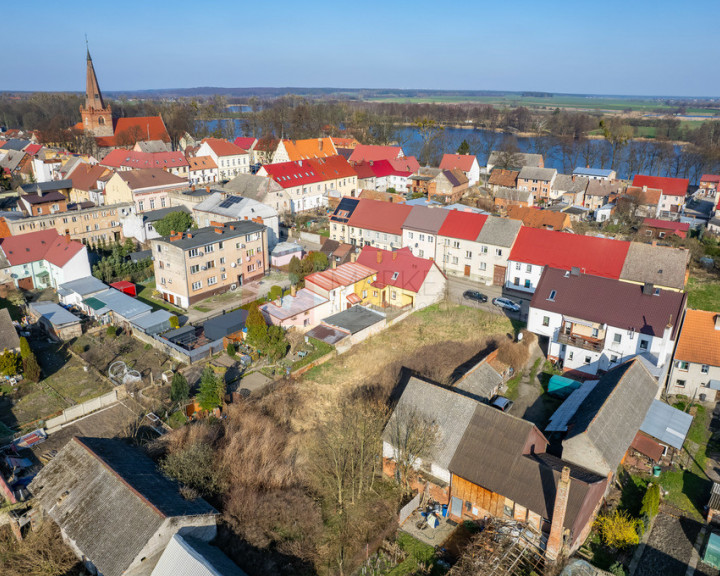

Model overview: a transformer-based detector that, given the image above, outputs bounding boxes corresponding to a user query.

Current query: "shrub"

[496,340,530,371]
[595,510,642,549]
[609,562,627,576]
[160,442,225,496]
[18,337,32,360]
[0,350,21,377]
[197,365,225,412]
[169,315,179,329]
[227,342,236,357]
[106,325,117,337]
[22,354,42,382]
[640,483,661,519]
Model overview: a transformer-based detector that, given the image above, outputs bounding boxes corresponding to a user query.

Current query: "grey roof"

[709,483,720,513]
[143,205,191,223]
[488,151,543,169]
[130,249,152,263]
[136,140,171,153]
[450,405,606,533]
[260,288,327,321]
[58,275,108,297]
[88,288,152,319]
[0,150,26,172]
[546,380,599,433]
[19,180,72,194]
[565,206,589,215]
[585,179,623,197]
[1,139,32,151]
[561,360,658,475]
[323,306,385,334]
[553,174,589,194]
[29,301,80,327]
[494,187,532,203]
[131,310,175,335]
[383,376,480,470]
[573,167,615,178]
[202,309,248,341]
[305,323,350,345]
[519,166,557,181]
[29,437,217,576]
[271,241,303,256]
[619,242,689,290]
[155,220,265,251]
[402,205,449,234]
[453,360,503,403]
[222,173,284,201]
[193,192,277,222]
[476,215,522,247]
[152,531,247,576]
[640,399,692,450]
[0,308,20,351]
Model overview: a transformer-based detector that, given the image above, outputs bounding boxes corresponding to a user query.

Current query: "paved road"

[446,275,532,323]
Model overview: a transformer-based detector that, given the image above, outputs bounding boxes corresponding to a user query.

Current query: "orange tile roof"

[202,138,248,157]
[674,309,720,366]
[506,205,572,230]
[188,156,217,171]
[281,138,337,161]
[95,116,170,147]
[625,186,662,206]
[488,169,519,188]
[304,261,376,292]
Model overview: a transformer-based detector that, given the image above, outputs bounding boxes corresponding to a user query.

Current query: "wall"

[667,361,720,400]
[402,228,438,260]
[299,231,322,245]
[505,260,544,292]
[45,390,121,433]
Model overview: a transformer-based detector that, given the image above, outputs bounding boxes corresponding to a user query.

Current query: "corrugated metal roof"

[639,399,692,450]
[30,301,80,327]
[59,276,108,297]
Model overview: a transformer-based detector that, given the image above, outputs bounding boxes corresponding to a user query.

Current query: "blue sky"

[7,0,720,96]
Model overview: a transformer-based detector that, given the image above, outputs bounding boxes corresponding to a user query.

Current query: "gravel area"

[636,512,705,576]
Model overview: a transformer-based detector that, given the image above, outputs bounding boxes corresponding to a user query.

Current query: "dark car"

[463,290,488,303]
[490,395,514,412]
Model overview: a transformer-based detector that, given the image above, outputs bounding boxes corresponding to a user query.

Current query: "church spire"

[80,39,113,137]
[85,40,105,111]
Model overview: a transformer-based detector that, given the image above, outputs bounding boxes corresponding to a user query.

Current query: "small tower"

[80,44,113,137]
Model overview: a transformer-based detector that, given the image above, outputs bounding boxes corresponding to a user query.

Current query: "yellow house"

[354,247,446,311]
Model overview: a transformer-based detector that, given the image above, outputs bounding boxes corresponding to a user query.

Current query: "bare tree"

[386,405,439,497]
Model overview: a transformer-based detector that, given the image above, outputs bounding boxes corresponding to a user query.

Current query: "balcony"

[558,331,605,353]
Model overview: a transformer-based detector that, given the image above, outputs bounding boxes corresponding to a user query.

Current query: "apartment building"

[196,138,250,180]
[104,169,188,213]
[401,205,448,259]
[517,167,558,204]
[151,220,267,308]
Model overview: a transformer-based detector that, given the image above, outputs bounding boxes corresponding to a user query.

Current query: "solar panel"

[219,196,241,209]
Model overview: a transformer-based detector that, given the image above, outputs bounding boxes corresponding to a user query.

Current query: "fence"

[45,390,122,434]
[398,491,423,526]
[298,231,322,245]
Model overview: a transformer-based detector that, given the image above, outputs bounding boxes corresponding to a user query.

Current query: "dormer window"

[391,272,399,281]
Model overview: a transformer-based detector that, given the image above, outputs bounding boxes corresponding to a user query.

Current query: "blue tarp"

[548,375,582,398]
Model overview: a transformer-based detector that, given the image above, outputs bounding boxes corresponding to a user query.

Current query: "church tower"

[80,46,113,137]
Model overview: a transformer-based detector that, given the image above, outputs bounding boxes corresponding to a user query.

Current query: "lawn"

[386,533,444,576]
[297,303,513,430]
[0,297,23,321]
[136,278,184,314]
[291,337,334,371]
[686,276,720,312]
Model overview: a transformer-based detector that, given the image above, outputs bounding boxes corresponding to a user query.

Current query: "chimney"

[214,227,224,234]
[192,185,196,191]
[546,467,571,562]
[392,251,398,260]
[291,284,296,297]
[651,240,657,247]
[376,250,382,264]
[206,185,210,193]
[350,251,357,263]
[642,185,648,193]
[332,258,337,269]
[715,314,720,331]
[318,138,323,151]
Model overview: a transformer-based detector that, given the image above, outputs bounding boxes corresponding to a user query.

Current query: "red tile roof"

[187,156,217,171]
[95,116,170,147]
[674,309,720,366]
[509,228,631,279]
[202,138,248,156]
[347,198,412,235]
[437,210,487,240]
[233,137,257,150]
[24,143,43,157]
[631,432,663,462]
[0,229,84,267]
[389,156,420,173]
[439,154,477,173]
[356,246,437,293]
[304,261,376,292]
[68,163,110,192]
[308,155,357,180]
[632,175,689,197]
[700,174,720,183]
[349,144,403,163]
[261,161,323,188]
[642,218,690,238]
[101,149,188,170]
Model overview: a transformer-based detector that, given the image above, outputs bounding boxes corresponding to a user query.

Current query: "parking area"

[446,276,531,322]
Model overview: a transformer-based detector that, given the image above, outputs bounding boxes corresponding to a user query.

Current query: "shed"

[548,375,582,398]
[57,276,108,306]
[29,301,82,340]
[271,242,304,268]
[131,310,175,336]
[704,532,720,569]
[639,400,693,450]
[110,280,137,297]
[202,309,248,342]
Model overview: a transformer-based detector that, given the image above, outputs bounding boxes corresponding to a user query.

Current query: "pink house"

[260,288,331,331]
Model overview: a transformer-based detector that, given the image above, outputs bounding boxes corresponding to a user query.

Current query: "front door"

[451,496,462,518]
[493,265,506,286]
[464,265,471,277]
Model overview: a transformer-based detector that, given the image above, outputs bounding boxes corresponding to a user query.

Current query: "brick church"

[78,48,171,148]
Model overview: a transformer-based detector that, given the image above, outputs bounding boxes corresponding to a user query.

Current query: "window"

[479,262,487,271]
[192,281,202,291]
[481,246,488,254]
[526,264,532,273]
[391,291,397,300]
[419,234,425,241]
[639,339,649,351]
[428,235,433,243]
[418,250,424,258]
[206,261,215,269]
[189,248,199,258]
[453,241,460,249]
[542,316,550,327]
[408,232,413,239]
[465,251,472,259]
[503,504,512,518]
[362,290,367,298]
[149,199,155,210]
[613,334,622,344]
[515,262,521,270]
[205,244,214,253]
[221,273,226,280]
[585,356,592,364]
[524,279,531,288]
[676,379,686,388]
[496,248,502,256]
[219,257,225,264]
[452,257,459,265]
[702,365,710,374]
[373,291,378,297]
[592,327,599,338]
[207,276,217,286]
[190,265,200,274]
[391,272,399,280]
[568,351,574,361]
[156,245,162,253]
[548,290,556,302]
[611,354,619,363]
[678,361,689,371]
[513,277,520,286]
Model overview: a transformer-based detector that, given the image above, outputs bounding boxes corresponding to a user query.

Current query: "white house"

[187,156,219,185]
[527,267,686,379]
[401,206,449,260]
[196,138,250,181]
[439,154,481,187]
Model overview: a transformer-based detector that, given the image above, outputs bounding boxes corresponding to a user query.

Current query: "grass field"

[295,303,513,430]
[137,278,184,314]
[686,276,720,312]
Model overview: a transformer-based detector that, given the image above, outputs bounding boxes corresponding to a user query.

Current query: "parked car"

[492,297,521,312]
[463,290,488,303]
[490,395,514,412]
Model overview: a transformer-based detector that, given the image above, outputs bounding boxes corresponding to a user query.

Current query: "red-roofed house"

[390,156,420,174]
[699,174,720,195]
[272,138,337,164]
[304,261,376,314]
[436,211,488,279]
[67,163,112,204]
[355,246,445,310]
[640,218,690,239]
[632,175,689,215]
[0,230,90,290]
[346,199,413,250]
[100,150,188,178]
[354,159,414,193]
[104,169,189,213]
[95,116,171,149]
[187,156,218,185]
[349,144,404,164]
[507,228,631,292]
[197,138,250,180]
[234,137,258,153]
[439,154,481,186]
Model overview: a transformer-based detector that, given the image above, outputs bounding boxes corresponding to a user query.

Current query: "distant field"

[365,94,720,115]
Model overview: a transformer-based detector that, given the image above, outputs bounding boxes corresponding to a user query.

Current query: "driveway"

[447,275,531,323]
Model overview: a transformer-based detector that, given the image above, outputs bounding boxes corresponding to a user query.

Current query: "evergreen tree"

[457,139,470,155]
[245,303,268,348]
[19,337,32,360]
[170,372,190,403]
[23,354,42,382]
[197,366,225,411]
